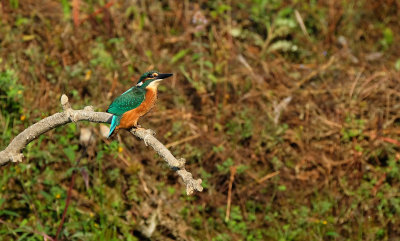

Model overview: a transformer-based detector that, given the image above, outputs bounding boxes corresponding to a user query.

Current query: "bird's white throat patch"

[146,79,162,89]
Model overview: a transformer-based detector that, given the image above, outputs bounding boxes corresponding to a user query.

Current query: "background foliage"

[1,0,400,240]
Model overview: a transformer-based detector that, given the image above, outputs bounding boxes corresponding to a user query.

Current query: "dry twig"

[225,166,237,222]
[0,95,203,195]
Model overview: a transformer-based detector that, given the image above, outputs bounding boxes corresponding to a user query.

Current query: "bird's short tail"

[108,115,121,138]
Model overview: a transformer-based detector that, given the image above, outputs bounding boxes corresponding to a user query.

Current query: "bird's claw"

[133,125,146,132]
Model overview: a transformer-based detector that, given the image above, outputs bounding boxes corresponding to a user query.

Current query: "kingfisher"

[106,71,173,138]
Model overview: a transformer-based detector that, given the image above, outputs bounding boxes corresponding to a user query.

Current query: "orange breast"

[118,88,158,129]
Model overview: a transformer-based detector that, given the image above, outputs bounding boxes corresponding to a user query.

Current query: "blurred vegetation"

[1,0,400,240]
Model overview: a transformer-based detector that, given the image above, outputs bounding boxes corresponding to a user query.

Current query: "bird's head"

[136,71,173,89]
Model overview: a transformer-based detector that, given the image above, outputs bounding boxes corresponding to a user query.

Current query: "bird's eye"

[147,74,153,78]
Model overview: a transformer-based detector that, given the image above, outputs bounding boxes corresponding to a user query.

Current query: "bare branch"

[0,95,203,195]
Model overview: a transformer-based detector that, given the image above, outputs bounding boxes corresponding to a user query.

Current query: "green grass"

[1,0,400,240]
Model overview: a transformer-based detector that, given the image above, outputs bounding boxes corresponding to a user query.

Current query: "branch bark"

[0,95,203,195]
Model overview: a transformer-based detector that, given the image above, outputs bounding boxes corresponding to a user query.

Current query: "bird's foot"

[133,125,146,133]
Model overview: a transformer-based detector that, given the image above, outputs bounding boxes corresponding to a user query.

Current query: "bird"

[106,71,173,138]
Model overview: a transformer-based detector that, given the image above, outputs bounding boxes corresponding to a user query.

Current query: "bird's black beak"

[157,73,173,80]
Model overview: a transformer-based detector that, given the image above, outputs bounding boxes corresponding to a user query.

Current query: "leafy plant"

[0,69,24,116]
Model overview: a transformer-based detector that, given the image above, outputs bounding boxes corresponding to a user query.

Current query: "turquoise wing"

[107,87,146,116]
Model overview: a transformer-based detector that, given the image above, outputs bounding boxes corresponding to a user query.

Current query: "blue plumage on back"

[107,88,146,116]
